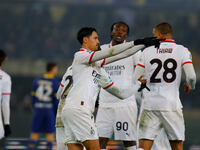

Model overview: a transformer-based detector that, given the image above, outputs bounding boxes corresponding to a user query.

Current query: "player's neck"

[82,44,95,51]
[161,34,172,40]
[111,40,123,46]
[44,72,55,78]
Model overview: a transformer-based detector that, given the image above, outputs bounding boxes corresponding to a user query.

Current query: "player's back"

[140,40,192,111]
[32,75,59,112]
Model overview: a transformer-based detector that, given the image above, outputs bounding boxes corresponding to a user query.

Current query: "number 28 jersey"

[138,40,192,111]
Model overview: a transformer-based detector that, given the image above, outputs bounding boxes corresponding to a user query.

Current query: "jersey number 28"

[150,58,177,83]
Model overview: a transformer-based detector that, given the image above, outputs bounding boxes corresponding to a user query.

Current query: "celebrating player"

[56,66,72,150]
[135,22,196,150]
[29,62,59,150]
[0,49,12,140]
[96,21,140,150]
[60,27,161,150]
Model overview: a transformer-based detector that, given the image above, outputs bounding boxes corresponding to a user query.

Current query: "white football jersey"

[138,40,193,111]
[0,69,11,113]
[64,48,103,113]
[56,66,72,127]
[0,69,11,138]
[99,42,141,107]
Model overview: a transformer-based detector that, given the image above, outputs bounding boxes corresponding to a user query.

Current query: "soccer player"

[56,66,72,150]
[96,21,140,150]
[0,49,12,140]
[29,62,59,150]
[135,22,196,150]
[60,27,161,150]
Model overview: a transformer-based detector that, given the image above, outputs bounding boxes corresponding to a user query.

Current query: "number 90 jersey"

[32,75,59,110]
[137,40,193,111]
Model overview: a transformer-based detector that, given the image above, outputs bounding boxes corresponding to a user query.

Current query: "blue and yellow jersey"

[31,73,59,110]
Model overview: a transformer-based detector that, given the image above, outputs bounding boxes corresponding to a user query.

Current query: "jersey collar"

[160,39,176,43]
[44,73,54,79]
[80,48,92,51]
[109,40,127,48]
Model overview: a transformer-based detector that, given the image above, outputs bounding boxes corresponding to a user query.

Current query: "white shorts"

[139,109,185,141]
[61,106,98,144]
[96,101,138,141]
[151,129,171,150]
[56,127,68,150]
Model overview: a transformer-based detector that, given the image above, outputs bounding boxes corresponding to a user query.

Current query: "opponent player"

[96,21,140,150]
[29,62,59,150]
[135,22,196,150]
[60,27,161,150]
[0,49,12,140]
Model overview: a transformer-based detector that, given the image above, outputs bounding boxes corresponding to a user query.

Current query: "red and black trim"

[160,40,176,43]
[137,64,145,68]
[88,51,96,64]
[101,58,106,67]
[60,83,64,87]
[103,82,114,89]
[2,93,11,95]
[182,61,192,66]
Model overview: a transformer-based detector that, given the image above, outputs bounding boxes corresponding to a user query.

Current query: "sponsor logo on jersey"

[92,70,101,84]
[103,65,125,76]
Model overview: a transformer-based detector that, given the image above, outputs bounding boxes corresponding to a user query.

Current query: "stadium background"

[0,0,200,149]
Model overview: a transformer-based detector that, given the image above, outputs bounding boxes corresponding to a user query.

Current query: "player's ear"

[83,37,88,44]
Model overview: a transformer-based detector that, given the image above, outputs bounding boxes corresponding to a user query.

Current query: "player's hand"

[184,82,192,93]
[134,37,164,48]
[137,76,150,92]
[4,124,11,137]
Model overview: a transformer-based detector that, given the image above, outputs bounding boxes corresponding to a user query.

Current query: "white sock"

[101,149,106,150]
[137,148,144,150]
[125,145,137,150]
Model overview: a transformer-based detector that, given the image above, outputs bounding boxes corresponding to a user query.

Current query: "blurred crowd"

[0,2,200,63]
[0,1,200,112]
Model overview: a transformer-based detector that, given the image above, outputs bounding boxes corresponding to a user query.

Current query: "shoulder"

[74,50,93,58]
[0,70,11,82]
[65,65,72,75]
[175,44,191,55]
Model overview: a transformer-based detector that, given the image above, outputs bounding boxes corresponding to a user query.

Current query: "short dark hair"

[155,22,173,35]
[77,27,97,44]
[0,49,7,66]
[46,62,57,72]
[110,21,130,35]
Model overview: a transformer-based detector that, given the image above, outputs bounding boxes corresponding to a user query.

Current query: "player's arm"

[1,76,12,137]
[78,37,163,65]
[183,63,196,93]
[57,66,73,100]
[182,49,196,93]
[100,45,145,66]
